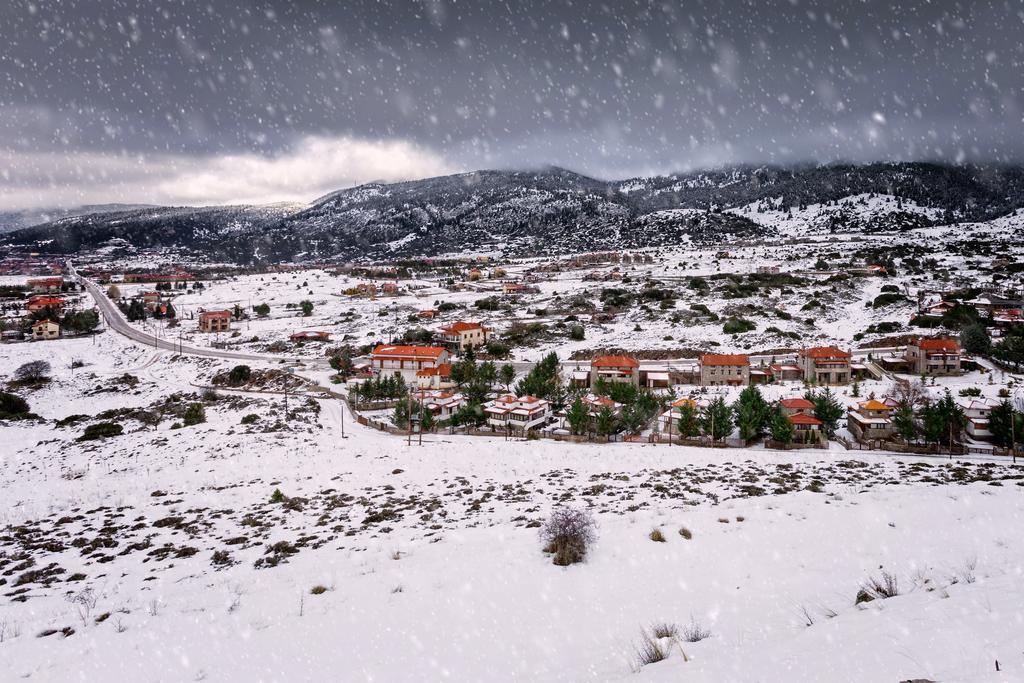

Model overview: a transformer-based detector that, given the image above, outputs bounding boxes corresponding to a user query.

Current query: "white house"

[370,345,450,383]
[961,398,994,440]
[483,394,552,432]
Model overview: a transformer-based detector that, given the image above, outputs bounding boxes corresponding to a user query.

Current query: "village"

[3,215,1022,460]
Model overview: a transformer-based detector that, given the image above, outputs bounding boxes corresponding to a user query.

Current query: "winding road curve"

[73,264,323,367]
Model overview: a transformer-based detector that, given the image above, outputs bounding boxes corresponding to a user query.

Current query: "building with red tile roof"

[798,346,852,385]
[700,353,750,386]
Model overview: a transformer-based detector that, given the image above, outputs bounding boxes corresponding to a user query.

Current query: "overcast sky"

[2,0,1023,210]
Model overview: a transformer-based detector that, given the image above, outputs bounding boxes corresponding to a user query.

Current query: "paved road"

[75,268,320,366]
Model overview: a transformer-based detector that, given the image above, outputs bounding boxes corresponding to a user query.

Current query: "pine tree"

[596,405,617,439]
[805,388,843,437]
[891,401,917,443]
[566,397,590,435]
[733,385,770,441]
[701,396,734,441]
[769,406,794,444]
[676,402,701,438]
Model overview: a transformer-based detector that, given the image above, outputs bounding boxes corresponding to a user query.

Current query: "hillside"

[4,162,1024,263]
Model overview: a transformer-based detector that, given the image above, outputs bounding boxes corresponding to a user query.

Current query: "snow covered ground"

[2,330,1024,681]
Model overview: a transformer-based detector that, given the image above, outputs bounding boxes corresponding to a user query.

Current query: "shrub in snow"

[13,360,51,385]
[269,488,286,503]
[78,422,123,441]
[650,623,678,639]
[678,527,693,540]
[857,570,899,604]
[310,585,328,595]
[649,528,667,543]
[0,391,30,419]
[681,620,712,642]
[540,507,597,566]
[183,403,206,426]
[633,629,669,668]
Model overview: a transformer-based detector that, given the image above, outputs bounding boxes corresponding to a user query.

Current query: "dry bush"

[649,528,667,543]
[681,620,711,642]
[540,507,598,566]
[633,629,669,668]
[856,570,899,604]
[717,517,730,524]
[310,585,328,595]
[678,526,692,540]
[650,622,678,639]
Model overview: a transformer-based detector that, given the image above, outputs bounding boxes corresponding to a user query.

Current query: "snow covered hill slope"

[4,162,1024,263]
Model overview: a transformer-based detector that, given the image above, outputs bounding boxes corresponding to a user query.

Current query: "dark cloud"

[2,0,1023,208]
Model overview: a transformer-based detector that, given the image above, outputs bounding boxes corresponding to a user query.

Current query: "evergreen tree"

[959,324,990,355]
[733,385,770,441]
[499,364,516,392]
[934,389,966,448]
[701,396,734,441]
[566,396,590,435]
[805,388,843,437]
[892,401,917,442]
[420,407,435,433]
[596,405,617,438]
[769,405,794,444]
[988,399,1017,448]
[676,402,701,438]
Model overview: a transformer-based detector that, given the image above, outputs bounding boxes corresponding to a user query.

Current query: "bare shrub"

[649,528,666,543]
[681,620,711,642]
[310,585,328,595]
[735,515,745,522]
[956,558,977,585]
[540,507,597,566]
[633,629,668,668]
[717,517,729,524]
[798,605,815,627]
[650,622,678,639]
[678,527,692,540]
[857,570,899,604]
[114,617,128,633]
[67,587,98,626]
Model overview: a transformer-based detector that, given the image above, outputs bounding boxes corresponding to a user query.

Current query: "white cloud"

[0,135,456,211]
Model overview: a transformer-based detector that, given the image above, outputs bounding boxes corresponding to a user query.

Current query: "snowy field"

[2,330,1024,681]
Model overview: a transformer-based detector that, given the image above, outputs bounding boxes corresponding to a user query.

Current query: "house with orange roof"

[779,397,816,417]
[483,394,552,432]
[439,321,490,351]
[905,337,960,375]
[412,390,465,420]
[370,344,450,382]
[699,353,750,386]
[25,295,66,313]
[416,363,454,390]
[846,399,894,443]
[658,397,705,432]
[198,310,232,333]
[27,277,64,293]
[589,354,640,388]
[798,346,852,385]
[787,412,825,444]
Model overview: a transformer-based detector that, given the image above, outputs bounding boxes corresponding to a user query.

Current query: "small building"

[370,345,450,383]
[27,277,64,293]
[700,353,750,386]
[779,397,816,417]
[768,363,802,382]
[658,397,703,433]
[290,331,331,343]
[25,295,66,313]
[381,282,400,296]
[416,363,454,390]
[961,399,994,440]
[798,346,852,385]
[439,322,490,351]
[905,338,961,376]
[484,395,552,433]
[788,412,824,444]
[418,309,438,320]
[354,283,378,297]
[847,399,893,443]
[31,319,60,340]
[590,355,640,388]
[198,310,232,333]
[413,390,465,421]
[757,265,780,275]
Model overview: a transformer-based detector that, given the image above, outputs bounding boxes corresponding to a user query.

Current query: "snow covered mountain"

[4,162,1024,263]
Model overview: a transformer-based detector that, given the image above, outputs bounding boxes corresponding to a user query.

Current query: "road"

[74,266,321,366]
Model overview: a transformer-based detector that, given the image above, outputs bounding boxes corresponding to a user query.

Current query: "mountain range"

[3,162,1023,264]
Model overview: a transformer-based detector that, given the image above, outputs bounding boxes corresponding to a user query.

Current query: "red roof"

[917,338,959,352]
[199,310,232,320]
[27,296,65,306]
[788,413,823,426]
[592,354,640,369]
[800,346,851,359]
[701,353,749,366]
[32,319,58,327]
[780,398,815,409]
[371,344,446,360]
[416,363,452,377]
[440,321,486,334]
